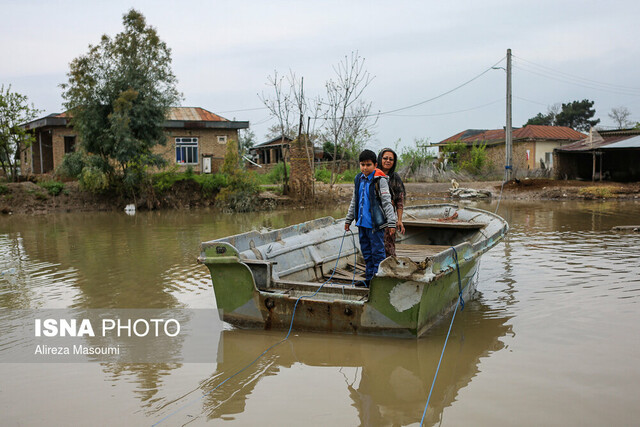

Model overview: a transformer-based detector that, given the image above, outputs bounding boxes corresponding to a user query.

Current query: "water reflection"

[190,298,512,426]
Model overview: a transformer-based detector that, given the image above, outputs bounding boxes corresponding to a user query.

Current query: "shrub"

[337,168,359,183]
[0,184,7,195]
[80,166,109,193]
[57,151,87,178]
[314,166,331,184]
[194,173,227,196]
[38,180,65,196]
[263,162,290,184]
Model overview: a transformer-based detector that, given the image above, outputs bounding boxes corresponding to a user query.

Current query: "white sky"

[2,0,639,152]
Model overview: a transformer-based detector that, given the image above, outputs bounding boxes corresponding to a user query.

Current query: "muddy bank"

[2,178,639,215]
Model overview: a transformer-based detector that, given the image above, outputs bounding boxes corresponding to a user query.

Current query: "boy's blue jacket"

[345,168,397,231]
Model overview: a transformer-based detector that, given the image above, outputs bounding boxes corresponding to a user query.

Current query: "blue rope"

[450,247,465,311]
[419,246,466,426]
[153,229,354,426]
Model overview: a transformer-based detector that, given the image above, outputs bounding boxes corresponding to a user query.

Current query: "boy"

[345,149,396,287]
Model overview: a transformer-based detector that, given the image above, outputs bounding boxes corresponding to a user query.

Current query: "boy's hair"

[359,149,377,164]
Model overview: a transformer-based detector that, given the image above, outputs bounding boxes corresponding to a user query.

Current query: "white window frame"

[217,135,227,144]
[175,137,199,165]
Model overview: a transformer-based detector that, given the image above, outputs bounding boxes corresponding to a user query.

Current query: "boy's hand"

[389,227,396,237]
[345,223,351,231]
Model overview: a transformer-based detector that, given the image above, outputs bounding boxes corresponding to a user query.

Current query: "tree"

[555,99,599,131]
[0,85,40,181]
[60,9,181,188]
[524,103,559,127]
[608,106,633,129]
[323,52,376,184]
[524,99,599,131]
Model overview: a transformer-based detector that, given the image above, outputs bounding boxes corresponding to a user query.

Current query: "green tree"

[524,111,555,126]
[524,99,599,131]
[0,85,40,181]
[555,99,599,131]
[60,9,181,189]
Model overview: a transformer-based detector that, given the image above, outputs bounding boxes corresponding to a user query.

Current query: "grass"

[578,186,615,198]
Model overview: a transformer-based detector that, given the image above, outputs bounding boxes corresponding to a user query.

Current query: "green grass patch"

[38,180,65,196]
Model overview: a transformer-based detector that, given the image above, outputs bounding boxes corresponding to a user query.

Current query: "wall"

[24,126,239,175]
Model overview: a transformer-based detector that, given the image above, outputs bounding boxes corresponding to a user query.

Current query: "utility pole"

[505,48,513,182]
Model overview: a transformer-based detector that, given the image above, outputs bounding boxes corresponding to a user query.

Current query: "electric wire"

[513,55,640,93]
[385,98,503,118]
[374,57,506,117]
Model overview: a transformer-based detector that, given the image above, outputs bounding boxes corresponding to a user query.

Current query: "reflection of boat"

[201,302,512,425]
[199,204,508,337]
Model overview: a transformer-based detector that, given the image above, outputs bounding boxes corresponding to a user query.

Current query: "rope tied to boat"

[419,245,467,426]
[450,246,465,311]
[153,229,354,426]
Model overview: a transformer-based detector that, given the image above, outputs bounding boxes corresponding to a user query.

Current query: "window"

[64,136,76,154]
[175,137,199,164]
[217,135,227,144]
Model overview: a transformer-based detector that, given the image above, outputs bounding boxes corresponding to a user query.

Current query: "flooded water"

[1,200,639,426]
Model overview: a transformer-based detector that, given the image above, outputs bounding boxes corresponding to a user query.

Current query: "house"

[554,128,640,182]
[248,135,325,172]
[21,107,249,175]
[435,125,586,172]
[249,135,293,167]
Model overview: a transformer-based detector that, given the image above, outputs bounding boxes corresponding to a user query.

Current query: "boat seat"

[395,244,451,262]
[403,219,486,229]
[269,279,369,299]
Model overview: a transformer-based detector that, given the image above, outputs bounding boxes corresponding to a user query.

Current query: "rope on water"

[419,246,467,426]
[153,229,355,426]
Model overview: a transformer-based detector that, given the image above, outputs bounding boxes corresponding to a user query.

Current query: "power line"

[513,56,640,97]
[385,98,503,117]
[375,56,506,116]
[514,55,640,93]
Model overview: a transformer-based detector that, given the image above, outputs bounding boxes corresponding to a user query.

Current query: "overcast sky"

[2,0,639,152]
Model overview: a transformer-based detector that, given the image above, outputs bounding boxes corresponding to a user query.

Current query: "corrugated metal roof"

[556,133,640,151]
[167,107,228,122]
[437,125,585,145]
[602,135,640,149]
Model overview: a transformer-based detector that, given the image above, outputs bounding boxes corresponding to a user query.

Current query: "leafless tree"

[608,106,633,129]
[323,52,376,185]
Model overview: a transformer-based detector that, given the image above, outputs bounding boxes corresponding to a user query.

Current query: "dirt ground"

[2,178,640,215]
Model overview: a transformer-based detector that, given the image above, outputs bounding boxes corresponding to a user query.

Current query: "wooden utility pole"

[506,48,513,181]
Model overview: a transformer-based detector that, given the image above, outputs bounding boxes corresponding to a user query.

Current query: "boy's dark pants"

[359,226,386,281]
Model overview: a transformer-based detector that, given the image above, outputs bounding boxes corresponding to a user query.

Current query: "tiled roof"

[167,107,228,122]
[437,125,586,145]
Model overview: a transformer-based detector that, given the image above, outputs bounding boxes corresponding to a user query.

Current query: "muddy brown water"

[1,200,639,426]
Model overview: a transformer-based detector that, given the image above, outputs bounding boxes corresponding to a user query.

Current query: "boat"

[198,204,508,338]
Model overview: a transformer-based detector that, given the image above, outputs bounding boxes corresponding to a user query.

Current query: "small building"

[436,125,586,174]
[554,128,640,182]
[247,135,326,173]
[21,107,249,175]
[249,135,293,166]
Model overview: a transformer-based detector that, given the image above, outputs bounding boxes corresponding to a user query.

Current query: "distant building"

[249,135,293,166]
[21,107,249,175]
[554,128,640,182]
[248,135,325,173]
[435,125,586,174]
